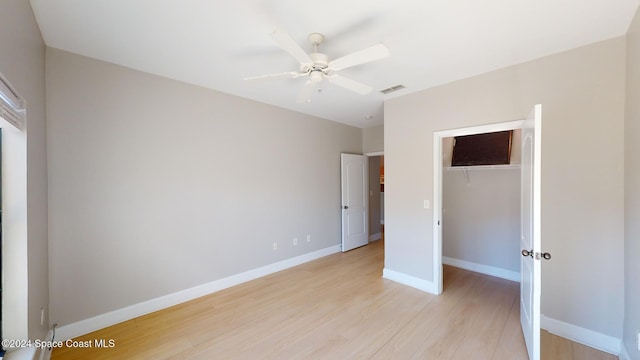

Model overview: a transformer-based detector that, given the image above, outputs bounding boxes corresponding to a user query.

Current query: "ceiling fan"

[245,30,389,103]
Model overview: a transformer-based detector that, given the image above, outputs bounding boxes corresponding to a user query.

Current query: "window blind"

[0,73,25,131]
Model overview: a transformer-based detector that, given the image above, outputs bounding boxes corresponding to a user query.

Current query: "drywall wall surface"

[443,169,520,273]
[363,125,384,153]
[46,48,362,326]
[0,0,49,341]
[385,37,625,337]
[624,6,640,360]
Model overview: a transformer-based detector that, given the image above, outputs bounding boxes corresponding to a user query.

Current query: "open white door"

[520,104,542,360]
[341,153,368,252]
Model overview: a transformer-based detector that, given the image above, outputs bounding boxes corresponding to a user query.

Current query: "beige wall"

[443,169,520,273]
[0,0,49,341]
[46,48,362,327]
[385,38,625,337]
[363,125,384,153]
[624,6,640,359]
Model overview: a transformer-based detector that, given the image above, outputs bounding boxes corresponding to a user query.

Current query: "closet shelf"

[444,164,521,171]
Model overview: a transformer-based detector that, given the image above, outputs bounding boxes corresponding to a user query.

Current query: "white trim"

[382,268,436,294]
[1,119,29,343]
[364,151,384,156]
[3,347,37,360]
[55,245,341,341]
[442,257,520,282]
[433,119,526,296]
[433,131,443,294]
[435,120,526,138]
[541,315,621,356]
[369,232,382,241]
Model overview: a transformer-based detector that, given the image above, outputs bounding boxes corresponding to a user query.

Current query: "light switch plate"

[423,200,430,209]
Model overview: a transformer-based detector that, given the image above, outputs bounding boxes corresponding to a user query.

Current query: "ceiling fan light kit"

[245,30,389,103]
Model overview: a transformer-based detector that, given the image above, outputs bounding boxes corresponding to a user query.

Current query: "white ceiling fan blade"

[328,74,373,95]
[270,30,313,65]
[297,80,320,103]
[328,43,389,71]
[243,71,301,81]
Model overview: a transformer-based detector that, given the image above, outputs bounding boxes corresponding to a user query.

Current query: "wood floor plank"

[491,295,529,360]
[541,330,618,360]
[370,267,479,359]
[449,278,519,359]
[407,272,515,359]
[52,240,617,359]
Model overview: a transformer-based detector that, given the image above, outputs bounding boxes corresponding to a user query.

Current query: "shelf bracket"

[463,169,471,187]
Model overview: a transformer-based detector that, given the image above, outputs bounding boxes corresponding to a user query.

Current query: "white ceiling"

[30,0,639,128]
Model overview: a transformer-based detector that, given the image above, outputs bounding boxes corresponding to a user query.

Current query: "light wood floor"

[52,240,617,359]
[541,330,618,360]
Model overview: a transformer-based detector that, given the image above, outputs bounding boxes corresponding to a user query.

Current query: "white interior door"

[520,104,542,360]
[341,153,368,252]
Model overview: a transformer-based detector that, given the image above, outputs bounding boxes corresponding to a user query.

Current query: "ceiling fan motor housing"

[301,52,329,73]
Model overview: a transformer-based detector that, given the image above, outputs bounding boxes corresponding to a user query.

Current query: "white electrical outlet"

[293,237,298,246]
[273,242,278,250]
[306,234,311,242]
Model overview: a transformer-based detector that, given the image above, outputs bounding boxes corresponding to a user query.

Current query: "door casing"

[432,119,526,294]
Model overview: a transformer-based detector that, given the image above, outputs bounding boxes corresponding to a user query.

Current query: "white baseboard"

[442,256,520,282]
[541,315,621,356]
[3,328,53,360]
[369,232,382,241]
[382,268,436,294]
[56,245,341,341]
[3,347,36,360]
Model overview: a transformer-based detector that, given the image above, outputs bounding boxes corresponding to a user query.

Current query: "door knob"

[521,250,551,260]
[521,249,533,258]
[343,205,349,209]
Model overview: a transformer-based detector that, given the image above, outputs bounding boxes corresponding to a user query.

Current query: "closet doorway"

[440,130,522,284]
[432,119,526,294]
[367,154,384,243]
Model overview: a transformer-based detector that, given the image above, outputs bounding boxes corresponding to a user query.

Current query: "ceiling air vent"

[380,84,405,94]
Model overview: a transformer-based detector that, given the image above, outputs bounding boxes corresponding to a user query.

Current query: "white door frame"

[364,151,384,157]
[0,116,29,343]
[340,151,384,253]
[432,119,525,294]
